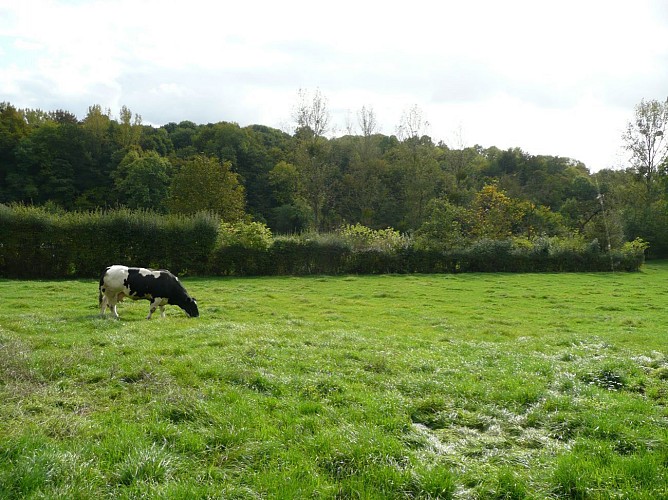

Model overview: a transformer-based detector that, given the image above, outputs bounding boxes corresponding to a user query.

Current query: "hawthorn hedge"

[0,206,218,278]
[0,205,646,279]
[210,237,644,276]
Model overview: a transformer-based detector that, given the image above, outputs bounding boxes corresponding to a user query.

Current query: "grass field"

[1,263,667,499]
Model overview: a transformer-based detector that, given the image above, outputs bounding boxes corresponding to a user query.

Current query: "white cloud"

[0,0,667,170]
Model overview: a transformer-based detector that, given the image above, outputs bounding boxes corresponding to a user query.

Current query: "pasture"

[0,264,667,499]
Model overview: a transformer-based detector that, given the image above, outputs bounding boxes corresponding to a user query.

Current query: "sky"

[1,0,667,171]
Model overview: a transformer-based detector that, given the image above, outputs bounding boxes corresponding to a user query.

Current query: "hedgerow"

[0,205,647,278]
[0,205,218,278]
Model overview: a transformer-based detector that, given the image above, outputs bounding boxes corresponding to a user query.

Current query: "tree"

[339,156,389,227]
[164,120,197,155]
[559,175,600,233]
[440,144,480,204]
[168,155,245,221]
[415,197,470,250]
[292,88,330,140]
[113,150,171,211]
[291,89,338,230]
[392,105,442,228]
[623,98,668,195]
[76,105,116,208]
[358,105,378,137]
[293,139,339,230]
[332,108,388,227]
[117,105,142,149]
[49,109,78,125]
[470,184,524,239]
[357,105,378,161]
[396,104,429,141]
[9,121,91,208]
[269,160,300,205]
[441,126,478,196]
[0,102,30,202]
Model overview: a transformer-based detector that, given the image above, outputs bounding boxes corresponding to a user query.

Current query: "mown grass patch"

[1,264,667,498]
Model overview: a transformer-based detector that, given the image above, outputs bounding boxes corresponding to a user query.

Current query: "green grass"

[1,263,667,498]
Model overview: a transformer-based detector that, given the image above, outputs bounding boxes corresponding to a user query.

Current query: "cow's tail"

[98,272,106,307]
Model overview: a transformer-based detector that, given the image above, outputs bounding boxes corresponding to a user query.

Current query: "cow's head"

[183,297,199,318]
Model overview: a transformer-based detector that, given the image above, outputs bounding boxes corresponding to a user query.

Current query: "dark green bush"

[209,244,271,276]
[0,205,218,278]
[269,236,352,276]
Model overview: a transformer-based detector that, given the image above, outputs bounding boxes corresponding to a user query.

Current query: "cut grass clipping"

[0,263,667,498]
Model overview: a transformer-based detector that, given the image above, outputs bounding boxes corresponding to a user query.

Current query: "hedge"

[209,238,645,276]
[0,205,218,278]
[0,205,646,279]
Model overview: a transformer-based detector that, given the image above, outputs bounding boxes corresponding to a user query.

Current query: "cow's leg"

[147,298,162,320]
[99,295,108,316]
[111,302,120,319]
[110,293,126,319]
[100,294,120,319]
[160,305,166,318]
[103,293,120,319]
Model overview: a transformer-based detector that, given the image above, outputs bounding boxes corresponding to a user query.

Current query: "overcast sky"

[1,0,667,171]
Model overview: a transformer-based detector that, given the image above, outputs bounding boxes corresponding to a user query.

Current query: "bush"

[337,224,408,253]
[0,205,218,278]
[269,234,352,276]
[218,221,273,250]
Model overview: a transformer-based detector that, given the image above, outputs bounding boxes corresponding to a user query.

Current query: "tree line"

[1,93,667,256]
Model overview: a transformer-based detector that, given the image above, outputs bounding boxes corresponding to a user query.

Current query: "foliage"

[217,220,273,250]
[623,97,668,193]
[621,237,650,257]
[269,234,352,276]
[414,198,471,251]
[471,184,525,239]
[168,155,245,220]
[268,160,300,205]
[0,205,218,278]
[112,150,171,211]
[210,220,274,276]
[416,186,568,252]
[337,223,408,252]
[2,96,668,258]
[0,203,646,278]
[269,202,312,234]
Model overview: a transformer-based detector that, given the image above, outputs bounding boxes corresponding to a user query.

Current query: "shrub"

[621,237,649,259]
[218,221,273,250]
[269,234,351,275]
[414,199,470,251]
[337,223,408,252]
[0,205,218,278]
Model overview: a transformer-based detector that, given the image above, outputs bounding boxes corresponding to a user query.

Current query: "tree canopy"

[1,96,667,256]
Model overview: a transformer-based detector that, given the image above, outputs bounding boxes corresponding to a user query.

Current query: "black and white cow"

[99,265,199,319]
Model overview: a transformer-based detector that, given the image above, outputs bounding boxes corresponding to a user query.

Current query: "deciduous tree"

[291,89,338,229]
[113,150,171,211]
[168,155,245,220]
[393,105,442,228]
[292,88,330,140]
[117,105,142,149]
[623,98,668,195]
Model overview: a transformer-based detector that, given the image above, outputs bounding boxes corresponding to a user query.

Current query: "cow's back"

[100,265,130,294]
[125,268,181,299]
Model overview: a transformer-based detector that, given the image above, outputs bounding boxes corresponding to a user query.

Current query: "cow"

[99,265,199,319]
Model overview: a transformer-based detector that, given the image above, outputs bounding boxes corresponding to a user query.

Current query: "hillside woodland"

[0,97,667,260]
